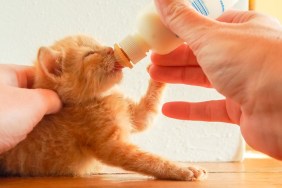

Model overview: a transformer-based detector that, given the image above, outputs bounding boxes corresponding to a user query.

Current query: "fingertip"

[162,102,174,117]
[162,102,188,120]
[147,64,160,82]
[34,89,62,114]
[147,64,171,84]
[150,52,162,65]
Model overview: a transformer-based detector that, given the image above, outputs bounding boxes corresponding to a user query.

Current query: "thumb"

[154,0,217,45]
[31,89,62,115]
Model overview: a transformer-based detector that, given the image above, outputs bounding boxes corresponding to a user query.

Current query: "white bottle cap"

[119,34,150,64]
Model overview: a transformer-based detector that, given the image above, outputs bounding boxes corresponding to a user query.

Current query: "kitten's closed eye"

[84,51,98,58]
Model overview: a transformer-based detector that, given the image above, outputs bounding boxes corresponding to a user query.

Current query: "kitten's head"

[34,35,124,104]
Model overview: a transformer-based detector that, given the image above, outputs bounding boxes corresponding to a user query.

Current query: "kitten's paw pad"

[186,167,207,181]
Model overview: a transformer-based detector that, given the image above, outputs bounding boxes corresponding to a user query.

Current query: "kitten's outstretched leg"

[129,80,165,132]
[94,142,207,181]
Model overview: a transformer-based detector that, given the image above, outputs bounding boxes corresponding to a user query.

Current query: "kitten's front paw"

[148,79,166,90]
[158,166,207,181]
[185,166,207,181]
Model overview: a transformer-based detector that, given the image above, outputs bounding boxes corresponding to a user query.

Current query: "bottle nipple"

[114,44,133,68]
[114,34,150,68]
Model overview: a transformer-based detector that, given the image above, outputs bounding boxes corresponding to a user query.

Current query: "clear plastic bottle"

[114,0,239,68]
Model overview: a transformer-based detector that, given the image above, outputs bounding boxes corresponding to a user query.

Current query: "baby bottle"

[114,0,239,68]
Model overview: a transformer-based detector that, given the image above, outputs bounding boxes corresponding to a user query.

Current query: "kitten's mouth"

[114,61,124,71]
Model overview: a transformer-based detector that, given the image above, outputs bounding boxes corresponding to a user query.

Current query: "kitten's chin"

[98,75,122,95]
[113,72,123,84]
[102,61,123,87]
[105,70,123,87]
[110,63,124,81]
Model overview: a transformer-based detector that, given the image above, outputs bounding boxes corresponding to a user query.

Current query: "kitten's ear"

[37,47,63,80]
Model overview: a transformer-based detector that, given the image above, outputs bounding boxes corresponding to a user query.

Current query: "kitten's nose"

[104,47,114,55]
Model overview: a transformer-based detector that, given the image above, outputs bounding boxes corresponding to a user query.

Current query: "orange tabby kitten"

[0,35,206,181]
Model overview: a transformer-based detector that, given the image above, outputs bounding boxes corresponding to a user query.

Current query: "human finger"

[0,64,35,88]
[154,0,218,45]
[30,89,62,115]
[148,64,211,87]
[14,65,35,88]
[162,100,239,124]
[151,44,198,66]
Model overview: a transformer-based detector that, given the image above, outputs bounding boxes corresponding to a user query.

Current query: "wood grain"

[1,158,281,188]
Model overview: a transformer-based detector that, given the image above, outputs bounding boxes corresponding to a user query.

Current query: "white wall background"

[0,0,248,162]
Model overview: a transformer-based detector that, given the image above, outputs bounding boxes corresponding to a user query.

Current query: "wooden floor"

[1,156,282,188]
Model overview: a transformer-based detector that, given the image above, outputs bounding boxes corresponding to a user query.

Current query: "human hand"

[0,64,61,154]
[149,0,282,159]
